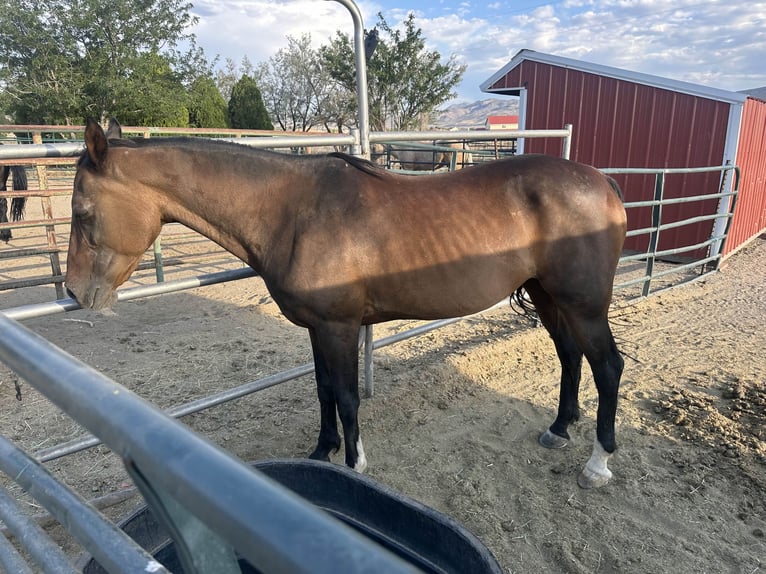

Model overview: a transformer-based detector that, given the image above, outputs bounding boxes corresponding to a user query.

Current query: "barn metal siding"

[725,97,766,255]
[488,61,731,255]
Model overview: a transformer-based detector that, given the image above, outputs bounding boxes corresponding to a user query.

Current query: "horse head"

[65,119,163,310]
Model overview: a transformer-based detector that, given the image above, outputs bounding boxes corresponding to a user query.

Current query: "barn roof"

[481,49,747,105]
[486,115,518,124]
[740,86,766,102]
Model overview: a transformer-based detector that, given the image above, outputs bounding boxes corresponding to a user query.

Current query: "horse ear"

[84,118,108,170]
[105,118,122,140]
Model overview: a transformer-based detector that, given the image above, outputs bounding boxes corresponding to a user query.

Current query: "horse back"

[293,153,627,322]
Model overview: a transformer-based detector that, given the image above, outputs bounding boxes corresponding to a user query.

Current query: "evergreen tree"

[189,76,228,128]
[228,76,273,130]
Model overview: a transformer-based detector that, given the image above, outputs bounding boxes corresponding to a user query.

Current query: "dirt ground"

[0,208,764,572]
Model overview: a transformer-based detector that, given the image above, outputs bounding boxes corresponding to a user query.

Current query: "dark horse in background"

[66,119,627,488]
[0,162,28,242]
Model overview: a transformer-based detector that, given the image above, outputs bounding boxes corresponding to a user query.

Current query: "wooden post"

[32,132,65,299]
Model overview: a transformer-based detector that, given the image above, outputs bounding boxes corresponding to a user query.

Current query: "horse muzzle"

[65,281,117,311]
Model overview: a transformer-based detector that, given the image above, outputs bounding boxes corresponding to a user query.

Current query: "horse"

[387,141,472,171]
[0,164,28,242]
[66,119,627,489]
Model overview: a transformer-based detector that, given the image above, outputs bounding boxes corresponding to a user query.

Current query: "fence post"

[330,0,375,395]
[363,325,374,398]
[562,124,573,159]
[642,172,665,297]
[32,132,65,299]
[708,162,736,266]
[138,129,165,281]
[330,0,370,158]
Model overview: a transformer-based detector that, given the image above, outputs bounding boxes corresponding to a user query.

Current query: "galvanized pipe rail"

[2,154,738,407]
[2,267,257,321]
[30,299,510,463]
[0,314,418,574]
[2,139,739,452]
[602,164,740,297]
[0,122,741,574]
[0,435,168,574]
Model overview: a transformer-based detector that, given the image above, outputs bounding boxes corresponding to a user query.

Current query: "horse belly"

[364,253,531,322]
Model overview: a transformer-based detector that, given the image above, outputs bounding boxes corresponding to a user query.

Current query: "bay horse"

[0,164,28,242]
[66,119,627,488]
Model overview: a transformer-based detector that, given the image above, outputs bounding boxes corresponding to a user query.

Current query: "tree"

[104,51,190,127]
[255,34,337,132]
[227,75,273,130]
[0,0,211,126]
[215,56,255,102]
[248,33,361,135]
[317,33,362,132]
[320,13,465,131]
[188,76,228,128]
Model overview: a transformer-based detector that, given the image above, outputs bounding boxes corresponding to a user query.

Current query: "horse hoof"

[353,457,368,473]
[577,467,612,489]
[539,429,569,449]
[308,449,331,462]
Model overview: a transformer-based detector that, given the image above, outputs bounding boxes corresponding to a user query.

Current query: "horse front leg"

[308,328,341,461]
[308,323,366,471]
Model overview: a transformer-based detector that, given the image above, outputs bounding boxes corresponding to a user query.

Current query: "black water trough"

[80,459,503,574]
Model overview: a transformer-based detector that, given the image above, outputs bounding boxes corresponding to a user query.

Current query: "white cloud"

[190,0,766,103]
[445,0,766,97]
[192,0,384,67]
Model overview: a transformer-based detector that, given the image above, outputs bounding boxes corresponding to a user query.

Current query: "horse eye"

[73,205,92,219]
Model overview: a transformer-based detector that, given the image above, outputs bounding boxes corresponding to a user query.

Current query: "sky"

[189,0,766,105]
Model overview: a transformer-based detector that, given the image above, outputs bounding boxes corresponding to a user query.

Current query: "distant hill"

[431,97,519,130]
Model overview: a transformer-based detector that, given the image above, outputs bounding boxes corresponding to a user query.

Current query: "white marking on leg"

[353,437,368,473]
[578,437,613,489]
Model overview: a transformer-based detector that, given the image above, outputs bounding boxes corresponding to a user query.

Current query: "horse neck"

[137,145,304,271]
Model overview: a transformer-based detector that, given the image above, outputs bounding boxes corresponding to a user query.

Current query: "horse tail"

[606,175,624,202]
[10,166,27,221]
[511,286,537,316]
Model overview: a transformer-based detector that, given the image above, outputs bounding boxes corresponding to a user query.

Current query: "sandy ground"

[0,197,764,572]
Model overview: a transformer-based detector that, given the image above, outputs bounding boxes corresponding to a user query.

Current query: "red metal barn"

[726,96,766,255]
[480,49,766,258]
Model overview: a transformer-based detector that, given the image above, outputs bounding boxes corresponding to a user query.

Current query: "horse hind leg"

[11,197,26,222]
[521,280,584,450]
[563,309,624,489]
[0,197,10,242]
[522,279,624,488]
[576,329,623,488]
[10,166,27,222]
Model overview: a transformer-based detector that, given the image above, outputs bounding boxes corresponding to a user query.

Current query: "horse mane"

[107,136,247,152]
[87,136,388,179]
[328,152,387,179]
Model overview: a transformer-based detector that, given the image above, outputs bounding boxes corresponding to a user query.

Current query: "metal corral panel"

[726,97,766,255]
[485,58,732,257]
